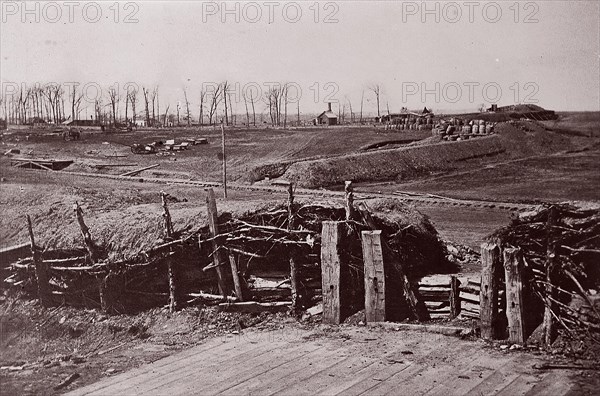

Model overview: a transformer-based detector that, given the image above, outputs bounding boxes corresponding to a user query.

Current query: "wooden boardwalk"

[68,327,577,396]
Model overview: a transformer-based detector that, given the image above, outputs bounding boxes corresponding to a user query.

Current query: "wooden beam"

[74,202,99,262]
[544,206,558,348]
[221,122,227,198]
[362,230,386,323]
[206,188,230,296]
[217,301,291,313]
[344,181,355,221]
[287,182,301,313]
[27,215,51,307]
[449,275,461,319]
[161,191,178,312]
[504,247,526,344]
[321,221,342,324]
[480,242,501,340]
[228,254,244,302]
[120,163,159,177]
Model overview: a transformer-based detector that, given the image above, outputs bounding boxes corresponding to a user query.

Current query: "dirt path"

[66,326,580,396]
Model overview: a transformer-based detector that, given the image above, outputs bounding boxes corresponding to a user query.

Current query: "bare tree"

[182,88,191,127]
[369,84,381,118]
[243,90,250,126]
[94,98,103,125]
[163,104,170,126]
[199,88,206,127]
[70,84,83,122]
[151,87,158,127]
[143,87,151,127]
[248,88,257,126]
[360,90,364,124]
[124,90,129,125]
[127,88,138,126]
[283,83,289,129]
[265,85,283,126]
[207,84,222,126]
[346,96,354,123]
[108,86,119,127]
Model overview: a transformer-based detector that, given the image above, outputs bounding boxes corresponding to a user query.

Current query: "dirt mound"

[277,121,579,189]
[281,136,506,188]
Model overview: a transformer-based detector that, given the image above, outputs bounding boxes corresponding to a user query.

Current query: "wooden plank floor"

[67,327,576,396]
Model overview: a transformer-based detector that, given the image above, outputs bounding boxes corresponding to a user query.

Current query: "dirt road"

[66,326,582,396]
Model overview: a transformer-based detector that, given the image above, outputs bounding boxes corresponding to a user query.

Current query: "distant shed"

[315,103,338,126]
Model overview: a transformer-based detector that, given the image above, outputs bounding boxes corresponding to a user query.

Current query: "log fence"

[10,183,583,349]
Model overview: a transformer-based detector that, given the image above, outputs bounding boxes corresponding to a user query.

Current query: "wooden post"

[543,206,558,348]
[161,192,178,312]
[504,247,525,344]
[287,182,301,313]
[361,230,386,322]
[321,221,342,324]
[206,188,229,296]
[27,215,51,307]
[357,201,425,321]
[73,202,99,262]
[480,242,501,339]
[449,275,461,319]
[228,253,244,302]
[221,121,227,199]
[344,181,354,221]
[98,273,113,313]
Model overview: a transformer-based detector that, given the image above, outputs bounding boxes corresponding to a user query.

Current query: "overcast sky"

[1,1,599,116]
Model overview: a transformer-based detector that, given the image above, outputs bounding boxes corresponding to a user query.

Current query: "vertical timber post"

[228,253,244,302]
[74,202,99,262]
[544,206,558,348]
[361,230,386,323]
[287,182,301,313]
[504,247,525,344]
[344,181,354,221]
[206,188,229,296]
[161,191,178,313]
[480,242,501,339]
[321,221,342,324]
[221,121,227,199]
[449,275,461,319]
[27,215,51,307]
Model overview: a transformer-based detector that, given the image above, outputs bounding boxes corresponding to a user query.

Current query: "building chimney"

[328,102,332,112]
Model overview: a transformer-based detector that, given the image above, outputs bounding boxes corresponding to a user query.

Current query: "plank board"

[362,230,386,323]
[67,327,578,396]
[321,221,342,324]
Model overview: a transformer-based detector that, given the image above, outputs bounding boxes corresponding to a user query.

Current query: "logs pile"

[490,203,600,339]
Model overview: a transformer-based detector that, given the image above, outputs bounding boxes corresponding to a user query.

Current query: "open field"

[0,126,430,183]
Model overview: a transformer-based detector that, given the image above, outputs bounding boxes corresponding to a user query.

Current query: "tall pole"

[221,119,227,198]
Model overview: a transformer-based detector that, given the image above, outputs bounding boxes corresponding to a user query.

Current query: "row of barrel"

[384,123,434,131]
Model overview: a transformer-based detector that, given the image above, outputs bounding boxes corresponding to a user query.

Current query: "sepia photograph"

[1,1,599,394]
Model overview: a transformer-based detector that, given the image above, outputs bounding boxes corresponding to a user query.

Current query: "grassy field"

[542,112,600,137]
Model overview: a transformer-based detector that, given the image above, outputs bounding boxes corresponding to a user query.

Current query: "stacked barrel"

[432,119,497,141]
